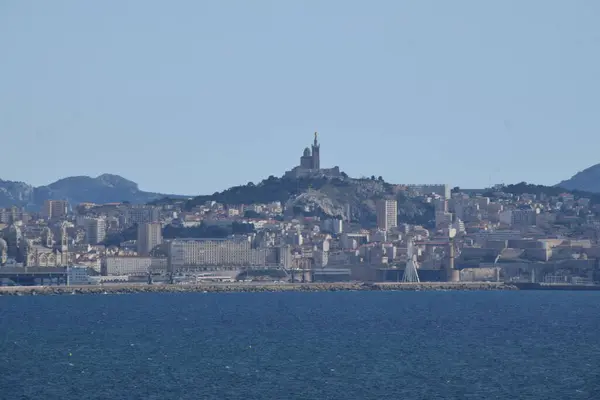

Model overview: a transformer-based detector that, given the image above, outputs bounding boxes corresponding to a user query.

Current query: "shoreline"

[0,282,517,296]
[2,282,600,296]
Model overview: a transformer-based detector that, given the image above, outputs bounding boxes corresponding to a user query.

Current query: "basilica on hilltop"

[284,132,341,179]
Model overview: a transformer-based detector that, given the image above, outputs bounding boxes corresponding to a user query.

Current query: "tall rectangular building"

[85,218,106,244]
[376,199,398,231]
[44,200,69,220]
[137,223,163,256]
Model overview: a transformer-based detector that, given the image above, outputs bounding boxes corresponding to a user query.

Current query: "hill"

[0,174,186,210]
[483,182,600,204]
[557,164,600,193]
[185,174,435,227]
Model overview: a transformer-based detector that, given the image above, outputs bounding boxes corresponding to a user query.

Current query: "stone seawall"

[0,282,517,296]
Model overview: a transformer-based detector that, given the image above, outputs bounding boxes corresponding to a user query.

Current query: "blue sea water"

[1,291,600,399]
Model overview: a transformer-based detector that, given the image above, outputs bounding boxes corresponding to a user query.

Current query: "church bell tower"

[60,223,69,266]
[311,131,320,170]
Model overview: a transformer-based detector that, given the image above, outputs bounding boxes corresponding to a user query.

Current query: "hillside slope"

[186,175,434,227]
[557,164,600,193]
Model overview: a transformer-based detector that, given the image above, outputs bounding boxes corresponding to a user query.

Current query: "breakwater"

[513,282,600,291]
[0,282,517,296]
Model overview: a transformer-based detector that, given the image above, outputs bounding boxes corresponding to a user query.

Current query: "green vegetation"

[102,224,138,247]
[162,222,255,239]
[243,210,266,219]
[397,193,434,226]
[185,175,352,210]
[183,174,433,227]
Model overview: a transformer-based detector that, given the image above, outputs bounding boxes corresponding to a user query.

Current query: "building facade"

[123,206,160,226]
[499,209,538,227]
[67,266,89,285]
[376,199,398,231]
[137,222,162,256]
[44,200,69,220]
[103,256,160,276]
[85,218,106,244]
[168,237,270,269]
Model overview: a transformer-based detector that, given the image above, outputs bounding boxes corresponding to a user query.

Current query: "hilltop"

[0,174,186,210]
[185,174,435,227]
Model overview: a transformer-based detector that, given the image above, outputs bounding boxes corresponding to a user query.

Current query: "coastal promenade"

[0,281,517,296]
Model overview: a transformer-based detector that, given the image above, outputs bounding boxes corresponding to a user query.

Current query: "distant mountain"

[557,164,600,193]
[186,174,435,227]
[0,174,186,210]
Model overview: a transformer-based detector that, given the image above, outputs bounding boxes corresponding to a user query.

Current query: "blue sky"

[1,0,599,195]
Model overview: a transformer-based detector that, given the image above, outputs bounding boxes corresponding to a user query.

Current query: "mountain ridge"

[0,174,187,210]
[556,163,600,193]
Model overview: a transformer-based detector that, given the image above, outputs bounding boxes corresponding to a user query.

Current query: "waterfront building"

[67,266,89,285]
[103,256,166,276]
[168,237,269,269]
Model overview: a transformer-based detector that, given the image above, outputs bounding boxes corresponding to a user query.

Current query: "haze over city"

[1,0,599,194]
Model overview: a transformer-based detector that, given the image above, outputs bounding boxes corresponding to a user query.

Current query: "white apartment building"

[168,237,268,268]
[376,199,397,231]
[103,256,167,276]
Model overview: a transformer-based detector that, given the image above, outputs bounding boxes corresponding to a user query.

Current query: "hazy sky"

[1,1,599,195]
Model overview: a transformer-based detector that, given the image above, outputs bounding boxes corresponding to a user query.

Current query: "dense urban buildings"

[1,132,600,287]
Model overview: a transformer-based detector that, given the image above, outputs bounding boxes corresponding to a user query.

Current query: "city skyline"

[0,128,595,196]
[2,0,599,194]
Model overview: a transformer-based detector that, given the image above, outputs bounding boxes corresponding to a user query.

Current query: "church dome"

[303,147,311,157]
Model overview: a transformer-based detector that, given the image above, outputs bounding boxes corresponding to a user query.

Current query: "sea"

[1,291,599,399]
